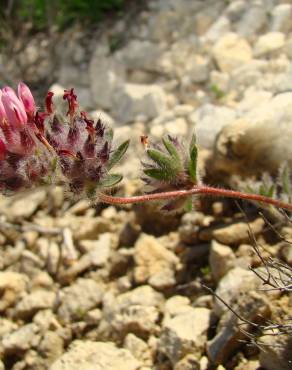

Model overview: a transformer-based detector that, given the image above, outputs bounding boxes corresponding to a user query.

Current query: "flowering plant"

[0,83,128,197]
[0,83,291,213]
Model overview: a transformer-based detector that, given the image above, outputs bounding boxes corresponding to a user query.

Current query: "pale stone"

[89,47,125,110]
[112,84,167,124]
[159,307,211,364]
[212,33,252,73]
[15,290,56,318]
[270,4,292,33]
[254,32,285,57]
[134,233,180,289]
[209,241,236,281]
[189,104,236,149]
[50,341,140,370]
[57,279,104,323]
[0,272,28,311]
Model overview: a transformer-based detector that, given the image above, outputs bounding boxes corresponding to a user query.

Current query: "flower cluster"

[0,83,128,197]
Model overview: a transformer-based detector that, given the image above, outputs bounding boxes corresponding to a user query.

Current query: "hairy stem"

[99,185,292,211]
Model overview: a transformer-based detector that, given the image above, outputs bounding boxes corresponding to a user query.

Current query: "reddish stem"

[99,185,292,211]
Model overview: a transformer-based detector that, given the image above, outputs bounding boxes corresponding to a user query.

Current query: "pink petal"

[2,86,27,128]
[18,82,36,116]
[0,90,7,121]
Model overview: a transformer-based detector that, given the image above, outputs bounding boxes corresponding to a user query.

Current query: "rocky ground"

[0,0,292,369]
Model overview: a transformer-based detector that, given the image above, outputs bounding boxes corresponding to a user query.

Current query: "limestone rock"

[9,189,47,219]
[208,291,270,365]
[14,290,56,319]
[270,4,292,33]
[259,330,292,370]
[190,104,236,149]
[50,340,140,370]
[0,272,28,311]
[159,307,211,365]
[89,48,125,110]
[254,32,285,57]
[213,267,260,317]
[124,333,152,366]
[212,33,252,73]
[200,218,264,245]
[134,233,180,289]
[209,240,235,281]
[212,92,292,176]
[2,323,40,354]
[39,331,64,364]
[103,285,164,338]
[119,40,162,72]
[112,84,167,124]
[57,279,104,323]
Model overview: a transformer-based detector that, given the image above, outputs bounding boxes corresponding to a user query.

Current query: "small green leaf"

[281,165,291,195]
[107,139,130,170]
[147,149,179,172]
[143,168,173,181]
[267,185,275,198]
[188,134,198,183]
[259,184,268,196]
[184,197,193,212]
[100,173,123,187]
[162,137,180,163]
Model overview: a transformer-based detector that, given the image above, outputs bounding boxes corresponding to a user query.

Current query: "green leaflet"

[107,139,130,170]
[281,165,291,195]
[143,168,174,181]
[162,137,181,163]
[188,134,198,183]
[147,148,180,173]
[100,173,123,187]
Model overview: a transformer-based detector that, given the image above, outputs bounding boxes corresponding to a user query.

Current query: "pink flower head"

[1,86,27,129]
[18,82,36,117]
[0,90,7,123]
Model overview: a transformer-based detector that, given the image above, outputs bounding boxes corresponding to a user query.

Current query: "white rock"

[134,233,180,289]
[124,333,152,365]
[50,341,140,370]
[0,272,28,311]
[103,285,164,337]
[212,33,252,73]
[204,16,231,43]
[9,189,47,219]
[254,32,285,57]
[112,84,167,124]
[270,4,292,33]
[189,104,236,149]
[119,40,162,72]
[209,241,236,282]
[15,290,56,318]
[89,47,125,110]
[2,323,39,354]
[57,279,104,323]
[185,54,210,83]
[236,5,267,37]
[214,267,259,316]
[159,307,211,364]
[259,330,292,370]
